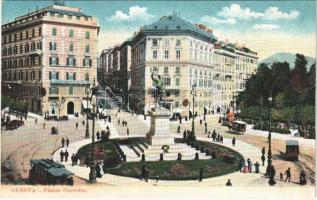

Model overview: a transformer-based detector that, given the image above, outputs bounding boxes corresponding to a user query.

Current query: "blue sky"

[2,0,316,59]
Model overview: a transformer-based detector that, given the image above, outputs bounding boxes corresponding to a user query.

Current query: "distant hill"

[260,52,316,71]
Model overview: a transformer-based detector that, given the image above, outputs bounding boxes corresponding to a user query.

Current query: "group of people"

[239,158,260,174]
[117,119,128,127]
[96,126,111,140]
[60,137,71,162]
[207,129,224,144]
[140,165,150,182]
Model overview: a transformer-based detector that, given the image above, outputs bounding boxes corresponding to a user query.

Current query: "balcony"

[50,79,92,85]
[29,49,42,55]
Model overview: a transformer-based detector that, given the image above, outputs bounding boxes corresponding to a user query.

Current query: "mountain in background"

[260,52,316,71]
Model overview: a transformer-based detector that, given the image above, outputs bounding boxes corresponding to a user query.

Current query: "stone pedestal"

[146,108,174,145]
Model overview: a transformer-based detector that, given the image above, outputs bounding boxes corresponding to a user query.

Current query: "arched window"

[69,43,74,52]
[85,73,89,81]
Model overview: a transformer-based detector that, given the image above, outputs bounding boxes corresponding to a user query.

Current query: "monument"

[146,72,174,145]
[119,72,211,161]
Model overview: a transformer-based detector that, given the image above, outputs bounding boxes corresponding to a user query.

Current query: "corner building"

[129,15,217,116]
[2,5,99,115]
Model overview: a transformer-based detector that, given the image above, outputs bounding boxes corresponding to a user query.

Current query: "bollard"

[177,153,182,161]
[141,154,145,161]
[159,153,164,161]
[195,152,199,160]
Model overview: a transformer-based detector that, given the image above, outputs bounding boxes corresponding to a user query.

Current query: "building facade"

[2,4,99,116]
[98,14,258,115]
[129,15,217,115]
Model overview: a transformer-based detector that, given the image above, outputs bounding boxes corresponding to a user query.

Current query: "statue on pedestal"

[151,72,165,109]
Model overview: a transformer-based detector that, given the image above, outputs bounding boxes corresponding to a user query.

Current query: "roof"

[286,140,299,146]
[47,8,90,17]
[31,159,73,177]
[232,120,246,125]
[143,14,217,42]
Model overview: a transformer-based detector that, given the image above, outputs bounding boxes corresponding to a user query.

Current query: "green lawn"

[76,138,244,180]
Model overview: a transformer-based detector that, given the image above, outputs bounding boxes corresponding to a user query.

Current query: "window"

[83,58,92,67]
[164,67,168,73]
[57,14,64,18]
[69,43,74,52]
[176,39,181,46]
[49,57,59,66]
[49,42,57,50]
[68,15,72,20]
[175,78,180,86]
[67,57,76,66]
[164,50,169,59]
[50,71,59,80]
[85,32,90,39]
[175,67,180,74]
[26,30,29,38]
[163,77,170,86]
[50,13,55,17]
[152,50,157,59]
[69,29,74,37]
[164,39,169,46]
[85,45,90,53]
[175,101,180,107]
[76,16,80,20]
[85,17,89,21]
[49,86,59,94]
[32,29,35,37]
[152,39,158,47]
[176,50,181,59]
[69,86,73,95]
[52,28,57,36]
[85,73,89,80]
[38,27,42,36]
[175,91,180,97]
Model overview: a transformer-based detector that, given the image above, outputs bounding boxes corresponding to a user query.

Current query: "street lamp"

[191,83,197,141]
[85,88,90,138]
[88,78,98,184]
[266,95,276,185]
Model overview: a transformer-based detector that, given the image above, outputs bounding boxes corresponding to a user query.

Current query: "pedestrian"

[122,120,124,126]
[96,131,100,140]
[76,122,78,130]
[43,122,46,130]
[118,119,120,126]
[247,158,252,173]
[280,173,283,181]
[200,119,202,125]
[108,116,111,123]
[179,116,182,124]
[299,170,306,185]
[177,125,181,133]
[82,120,85,126]
[232,137,236,147]
[239,160,243,172]
[60,150,64,162]
[261,154,265,166]
[144,166,149,182]
[35,118,38,124]
[125,121,128,127]
[203,115,206,121]
[284,168,291,182]
[220,136,223,144]
[64,150,69,162]
[199,168,203,182]
[141,165,146,180]
[254,161,260,173]
[262,147,265,155]
[127,127,129,136]
[66,137,70,147]
[61,137,65,148]
[207,131,211,138]
[204,123,207,134]
[216,134,220,142]
[95,162,102,178]
[71,153,75,166]
[226,179,232,186]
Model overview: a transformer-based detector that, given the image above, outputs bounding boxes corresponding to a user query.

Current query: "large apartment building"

[2,4,99,116]
[99,14,258,115]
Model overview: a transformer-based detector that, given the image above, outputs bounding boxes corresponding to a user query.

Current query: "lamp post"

[191,84,197,140]
[88,78,98,184]
[85,88,90,138]
[266,95,276,185]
